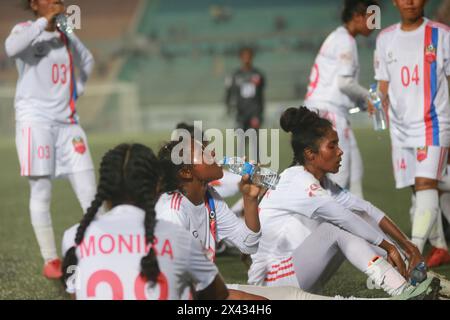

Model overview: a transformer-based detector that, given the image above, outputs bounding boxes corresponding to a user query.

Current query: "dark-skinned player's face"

[393,0,427,22]
[308,128,343,175]
[30,0,64,17]
[189,140,224,183]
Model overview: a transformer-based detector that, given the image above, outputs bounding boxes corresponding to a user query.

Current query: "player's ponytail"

[280,106,333,166]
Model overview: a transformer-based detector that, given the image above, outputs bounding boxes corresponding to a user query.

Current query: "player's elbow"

[5,38,19,58]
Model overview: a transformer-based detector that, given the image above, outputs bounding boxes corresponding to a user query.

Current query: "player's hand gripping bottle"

[369,84,387,131]
[219,157,280,190]
[56,14,73,36]
[410,261,427,286]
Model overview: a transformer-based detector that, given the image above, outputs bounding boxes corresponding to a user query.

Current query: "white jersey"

[209,170,241,198]
[248,166,385,285]
[305,26,360,118]
[62,205,218,300]
[155,186,261,261]
[5,17,94,124]
[374,18,450,147]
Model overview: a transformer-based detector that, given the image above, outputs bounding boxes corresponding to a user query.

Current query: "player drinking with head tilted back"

[61,144,238,300]
[374,0,450,267]
[247,106,441,299]
[304,0,380,199]
[156,137,262,263]
[5,0,96,278]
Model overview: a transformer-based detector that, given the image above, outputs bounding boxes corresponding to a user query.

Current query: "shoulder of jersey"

[168,191,184,212]
[426,20,450,32]
[156,191,185,213]
[12,20,33,32]
[376,23,399,41]
[281,166,317,188]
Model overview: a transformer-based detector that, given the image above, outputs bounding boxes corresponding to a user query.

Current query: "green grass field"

[0,128,449,299]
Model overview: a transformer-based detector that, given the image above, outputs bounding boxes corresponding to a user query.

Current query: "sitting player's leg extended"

[291,222,409,296]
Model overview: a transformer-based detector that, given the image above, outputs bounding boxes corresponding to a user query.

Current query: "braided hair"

[280,106,333,166]
[61,143,161,286]
[157,140,186,193]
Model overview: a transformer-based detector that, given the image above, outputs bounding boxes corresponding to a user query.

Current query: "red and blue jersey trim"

[424,24,439,146]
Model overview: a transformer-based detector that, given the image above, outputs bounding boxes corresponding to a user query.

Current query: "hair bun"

[280,107,299,133]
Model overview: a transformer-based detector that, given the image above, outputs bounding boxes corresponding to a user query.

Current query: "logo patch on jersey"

[417,147,428,162]
[206,248,215,261]
[386,51,397,64]
[425,44,437,63]
[308,183,324,197]
[72,136,86,154]
[251,75,261,85]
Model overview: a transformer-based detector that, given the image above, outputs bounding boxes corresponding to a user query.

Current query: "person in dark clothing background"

[225,47,266,161]
[225,47,265,131]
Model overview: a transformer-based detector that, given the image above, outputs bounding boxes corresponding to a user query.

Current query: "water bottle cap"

[242,162,255,176]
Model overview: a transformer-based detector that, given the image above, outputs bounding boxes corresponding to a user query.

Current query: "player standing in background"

[61,144,234,300]
[304,0,379,198]
[374,0,450,267]
[225,47,265,161]
[5,0,96,278]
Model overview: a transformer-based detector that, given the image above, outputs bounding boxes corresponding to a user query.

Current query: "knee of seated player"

[415,177,438,191]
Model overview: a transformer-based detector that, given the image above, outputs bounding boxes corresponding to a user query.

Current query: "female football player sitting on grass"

[246,106,441,299]
[60,143,264,300]
[156,137,262,263]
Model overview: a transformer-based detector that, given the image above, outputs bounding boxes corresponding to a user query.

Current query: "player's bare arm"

[378,216,423,276]
[239,174,261,233]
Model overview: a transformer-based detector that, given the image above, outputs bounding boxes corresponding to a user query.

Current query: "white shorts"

[391,143,448,189]
[16,122,94,178]
[312,109,363,188]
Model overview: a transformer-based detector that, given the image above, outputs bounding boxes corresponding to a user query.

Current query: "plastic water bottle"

[219,157,280,190]
[56,14,73,36]
[369,84,387,131]
[410,261,427,286]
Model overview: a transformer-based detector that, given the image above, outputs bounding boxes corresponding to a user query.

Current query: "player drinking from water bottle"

[373,0,450,267]
[5,0,96,278]
[156,137,262,263]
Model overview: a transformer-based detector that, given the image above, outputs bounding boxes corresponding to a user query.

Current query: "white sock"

[68,170,97,214]
[438,165,450,192]
[29,178,57,262]
[440,192,450,225]
[428,208,448,250]
[364,257,409,296]
[412,191,447,250]
[349,179,364,199]
[412,189,440,253]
